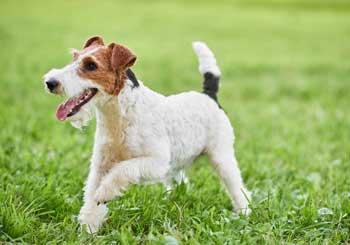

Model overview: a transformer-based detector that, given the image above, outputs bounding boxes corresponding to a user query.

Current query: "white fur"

[192,41,221,77]
[44,42,251,233]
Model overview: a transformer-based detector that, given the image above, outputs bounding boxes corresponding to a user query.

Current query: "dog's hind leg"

[207,119,251,215]
[208,145,251,215]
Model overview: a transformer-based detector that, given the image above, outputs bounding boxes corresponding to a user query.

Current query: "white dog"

[44,36,251,233]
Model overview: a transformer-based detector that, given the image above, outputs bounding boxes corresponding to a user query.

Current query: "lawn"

[0,0,349,243]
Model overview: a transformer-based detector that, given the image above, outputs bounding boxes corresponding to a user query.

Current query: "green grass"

[0,0,349,243]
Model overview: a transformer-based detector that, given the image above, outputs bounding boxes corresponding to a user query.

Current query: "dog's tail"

[192,41,221,103]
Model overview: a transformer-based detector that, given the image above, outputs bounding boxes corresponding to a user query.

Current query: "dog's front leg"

[78,167,108,233]
[94,156,169,204]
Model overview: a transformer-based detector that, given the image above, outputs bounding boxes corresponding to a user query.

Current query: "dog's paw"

[239,207,252,216]
[78,205,108,234]
[80,222,100,234]
[94,182,122,204]
[235,188,252,216]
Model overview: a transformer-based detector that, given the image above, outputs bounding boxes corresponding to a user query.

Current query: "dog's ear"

[108,43,137,71]
[83,36,104,49]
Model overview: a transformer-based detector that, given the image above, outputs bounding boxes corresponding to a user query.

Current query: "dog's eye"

[84,62,97,71]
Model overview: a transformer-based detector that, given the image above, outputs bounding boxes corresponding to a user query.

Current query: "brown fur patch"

[96,126,131,170]
[77,42,136,96]
[94,99,131,171]
[109,43,137,71]
[77,47,125,95]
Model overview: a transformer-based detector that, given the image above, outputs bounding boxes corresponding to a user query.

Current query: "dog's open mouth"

[56,88,98,121]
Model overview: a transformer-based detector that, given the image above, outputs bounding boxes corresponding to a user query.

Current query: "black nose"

[45,79,59,92]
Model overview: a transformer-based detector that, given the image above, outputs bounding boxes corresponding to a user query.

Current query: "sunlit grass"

[0,0,349,243]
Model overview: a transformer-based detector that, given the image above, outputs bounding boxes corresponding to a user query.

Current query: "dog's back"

[162,91,230,165]
[155,42,232,167]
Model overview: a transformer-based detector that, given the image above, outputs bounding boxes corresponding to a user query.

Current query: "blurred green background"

[0,0,349,243]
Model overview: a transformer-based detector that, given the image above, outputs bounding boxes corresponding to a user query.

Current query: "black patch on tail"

[202,72,220,106]
[126,69,139,88]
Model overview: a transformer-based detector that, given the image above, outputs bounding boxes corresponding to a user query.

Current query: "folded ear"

[83,36,104,49]
[109,43,137,71]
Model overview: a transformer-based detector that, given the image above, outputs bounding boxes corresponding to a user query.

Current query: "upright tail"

[192,41,221,104]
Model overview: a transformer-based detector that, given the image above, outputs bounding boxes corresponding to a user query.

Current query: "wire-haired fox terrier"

[44,36,251,233]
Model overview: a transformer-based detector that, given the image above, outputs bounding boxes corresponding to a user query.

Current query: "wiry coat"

[44,37,251,233]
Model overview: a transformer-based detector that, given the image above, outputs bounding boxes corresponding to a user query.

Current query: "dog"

[44,36,251,233]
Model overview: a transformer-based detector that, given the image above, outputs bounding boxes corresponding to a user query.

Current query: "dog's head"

[44,36,136,128]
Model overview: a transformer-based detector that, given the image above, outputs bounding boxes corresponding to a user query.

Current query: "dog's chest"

[92,140,130,169]
[92,108,133,170]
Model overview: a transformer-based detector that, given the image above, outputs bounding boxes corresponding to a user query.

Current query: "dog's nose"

[45,79,59,92]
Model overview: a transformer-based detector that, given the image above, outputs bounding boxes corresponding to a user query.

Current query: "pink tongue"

[56,98,78,121]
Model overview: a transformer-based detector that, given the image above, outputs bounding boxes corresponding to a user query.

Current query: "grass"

[0,0,349,243]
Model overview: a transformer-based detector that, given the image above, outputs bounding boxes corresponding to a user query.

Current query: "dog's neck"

[94,72,138,133]
[93,97,131,168]
[95,68,137,124]
[93,71,156,142]
[95,97,124,143]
